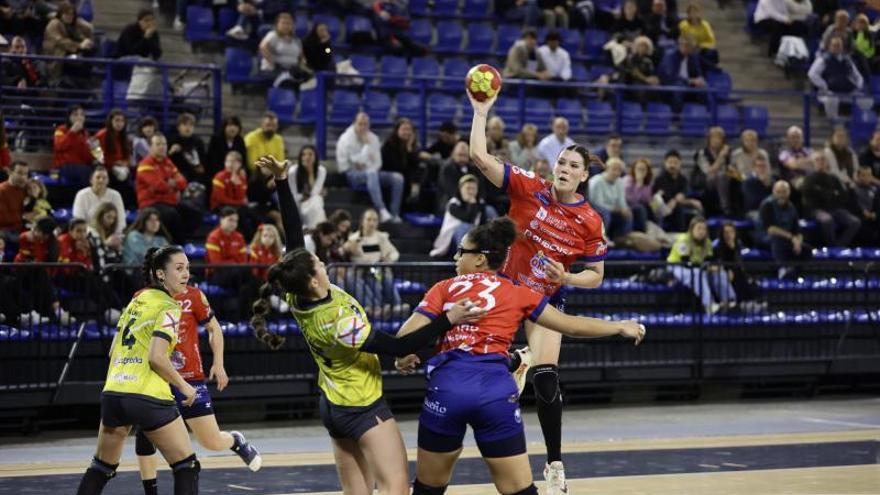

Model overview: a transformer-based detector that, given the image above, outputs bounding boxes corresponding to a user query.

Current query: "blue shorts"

[418,351,526,458]
[548,286,567,313]
[170,381,214,420]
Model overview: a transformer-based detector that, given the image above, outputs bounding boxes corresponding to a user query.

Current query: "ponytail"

[250,248,316,350]
[250,265,287,350]
[465,216,518,269]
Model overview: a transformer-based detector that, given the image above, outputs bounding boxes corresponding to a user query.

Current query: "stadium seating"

[267,88,297,125]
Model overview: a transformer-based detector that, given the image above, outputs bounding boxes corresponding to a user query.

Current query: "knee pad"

[135,429,157,456]
[412,478,447,495]
[531,364,560,404]
[76,457,119,495]
[171,454,200,495]
[506,483,538,495]
[89,456,118,478]
[171,454,200,474]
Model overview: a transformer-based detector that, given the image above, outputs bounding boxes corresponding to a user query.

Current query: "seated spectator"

[207,116,248,180]
[329,208,353,250]
[336,112,403,223]
[304,221,341,262]
[15,216,57,263]
[538,31,572,81]
[205,207,250,319]
[249,223,283,280]
[290,145,327,229]
[1,36,45,91]
[786,0,813,28]
[486,116,512,163]
[694,126,736,216]
[852,14,878,77]
[21,177,52,229]
[813,0,837,27]
[537,117,575,162]
[440,141,478,205]
[778,125,813,188]
[666,216,736,314]
[372,0,426,57]
[0,161,28,241]
[496,0,540,27]
[95,109,135,203]
[595,134,626,177]
[802,152,861,246]
[730,129,770,178]
[503,30,550,81]
[823,126,858,187]
[116,8,161,60]
[135,133,195,244]
[808,35,870,119]
[754,0,810,57]
[88,202,129,304]
[625,157,654,231]
[210,150,258,238]
[426,121,461,161]
[382,118,431,205]
[259,12,312,89]
[72,167,126,234]
[226,0,263,41]
[53,105,97,188]
[539,0,569,29]
[820,10,852,52]
[431,174,496,258]
[652,149,703,232]
[303,22,334,73]
[13,216,69,324]
[760,180,812,277]
[122,207,170,267]
[743,155,777,221]
[244,112,285,173]
[168,112,208,185]
[0,0,49,41]
[679,4,718,68]
[658,34,706,106]
[859,130,880,183]
[643,0,680,48]
[348,208,405,317]
[614,0,645,42]
[713,223,763,309]
[533,158,553,180]
[620,36,660,102]
[42,1,95,86]
[854,165,880,244]
[509,123,541,170]
[130,116,158,168]
[588,157,634,239]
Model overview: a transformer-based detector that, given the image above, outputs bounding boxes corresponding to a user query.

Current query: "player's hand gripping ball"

[465,64,502,102]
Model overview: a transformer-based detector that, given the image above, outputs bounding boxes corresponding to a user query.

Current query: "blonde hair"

[633,35,654,56]
[26,178,48,199]
[517,123,538,147]
[250,223,283,259]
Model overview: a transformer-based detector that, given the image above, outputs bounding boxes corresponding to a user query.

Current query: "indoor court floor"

[0,396,878,494]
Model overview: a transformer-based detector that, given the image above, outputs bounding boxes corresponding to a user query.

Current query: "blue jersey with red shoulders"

[500,164,608,296]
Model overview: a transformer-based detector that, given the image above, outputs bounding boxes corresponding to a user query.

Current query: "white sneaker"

[511,347,532,395]
[379,209,393,223]
[226,25,248,39]
[57,309,76,326]
[173,16,184,31]
[19,311,49,326]
[543,461,569,495]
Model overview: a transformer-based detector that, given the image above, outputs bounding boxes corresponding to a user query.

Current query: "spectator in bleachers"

[88,202,129,306]
[760,180,812,276]
[538,30,573,82]
[667,216,736,314]
[503,29,551,81]
[743,155,777,220]
[638,0,677,17]
[509,123,541,170]
[135,133,192,244]
[643,0,680,48]
[0,161,28,240]
[486,116,512,163]
[809,35,867,119]
[21,177,52,229]
[348,208,405,315]
[802,151,861,247]
[852,14,878,78]
[303,22,335,73]
[426,121,461,160]
[249,223,282,280]
[372,0,426,57]
[13,216,69,324]
[731,129,770,178]
[595,134,626,176]
[53,105,97,188]
[259,12,312,89]
[431,174,496,258]
[823,126,858,187]
[290,145,327,229]
[15,216,57,263]
[207,116,247,180]
[786,0,814,30]
[440,141,477,208]
[713,222,763,309]
[625,157,653,232]
[657,34,706,102]
[130,116,158,168]
[754,0,810,57]
[694,126,736,217]
[778,125,813,188]
[614,0,646,42]
[244,112,285,172]
[122,206,169,266]
[42,1,94,85]
[539,0,570,29]
[678,4,718,68]
[2,36,45,91]
[858,130,880,182]
[304,221,340,263]
[226,0,261,41]
[205,206,247,273]
[589,157,634,239]
[820,10,852,52]
[168,112,208,185]
[854,165,880,243]
[653,149,703,232]
[0,0,48,41]
[537,117,574,163]
[210,150,258,238]
[496,0,541,27]
[620,36,660,103]
[336,112,404,223]
[533,158,553,179]
[116,8,161,60]
[72,167,126,235]
[95,109,135,204]
[382,118,431,207]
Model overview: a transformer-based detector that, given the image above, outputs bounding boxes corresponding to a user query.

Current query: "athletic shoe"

[511,347,532,395]
[173,16,184,31]
[543,461,568,495]
[231,431,262,471]
[226,25,248,40]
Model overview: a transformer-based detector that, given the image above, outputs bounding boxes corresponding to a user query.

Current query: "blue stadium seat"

[440,58,470,90]
[495,24,522,56]
[717,104,740,135]
[218,7,238,33]
[465,23,495,55]
[346,15,374,43]
[589,64,614,81]
[267,88,296,125]
[78,0,94,22]
[583,29,609,61]
[555,98,584,124]
[680,103,710,137]
[329,90,362,125]
[525,97,554,127]
[559,28,583,56]
[185,6,219,42]
[742,105,769,136]
[851,107,878,145]
[379,55,409,89]
[296,89,318,125]
[53,208,72,223]
[403,213,443,227]
[295,14,309,38]
[620,101,643,135]
[493,97,521,127]
[395,92,422,120]
[644,102,673,136]
[364,91,392,125]
[410,0,430,16]
[349,54,376,77]
[585,101,613,133]
[409,18,433,46]
[428,93,458,125]
[184,243,206,260]
[411,57,440,89]
[224,47,256,84]
[435,20,464,53]
[312,14,341,43]
[433,0,459,16]
[706,70,733,102]
[571,64,589,82]
[870,75,880,104]
[394,279,429,295]
[462,0,491,19]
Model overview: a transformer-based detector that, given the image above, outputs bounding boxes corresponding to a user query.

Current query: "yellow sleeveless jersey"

[103,288,182,403]
[288,285,382,407]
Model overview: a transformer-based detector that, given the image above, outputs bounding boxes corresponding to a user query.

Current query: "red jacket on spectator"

[1,144,10,170]
[136,155,187,208]
[249,243,279,279]
[205,227,247,265]
[0,179,27,231]
[57,232,93,269]
[14,231,51,262]
[53,124,93,168]
[95,128,129,166]
[210,170,248,210]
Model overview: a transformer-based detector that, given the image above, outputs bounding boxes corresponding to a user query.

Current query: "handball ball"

[465,64,502,102]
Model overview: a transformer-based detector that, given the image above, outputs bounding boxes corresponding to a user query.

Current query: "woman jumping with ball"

[467,87,608,495]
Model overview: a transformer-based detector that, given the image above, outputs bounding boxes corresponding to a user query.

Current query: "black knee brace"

[412,478,447,495]
[75,457,118,495]
[505,483,538,495]
[135,429,157,456]
[532,364,560,404]
[171,454,200,495]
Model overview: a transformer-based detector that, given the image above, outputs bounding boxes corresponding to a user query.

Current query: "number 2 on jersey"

[448,279,501,311]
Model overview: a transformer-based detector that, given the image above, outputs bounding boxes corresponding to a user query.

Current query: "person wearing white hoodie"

[335,112,404,223]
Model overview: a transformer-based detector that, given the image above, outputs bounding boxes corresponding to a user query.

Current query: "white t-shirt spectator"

[72,186,126,234]
[260,30,303,70]
[537,133,574,163]
[537,44,572,81]
[335,124,382,173]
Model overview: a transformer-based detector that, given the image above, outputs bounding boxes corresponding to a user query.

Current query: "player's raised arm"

[468,93,506,188]
[255,155,304,250]
[535,305,645,345]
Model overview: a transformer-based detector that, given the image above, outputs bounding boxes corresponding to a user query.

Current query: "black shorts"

[318,393,394,441]
[101,393,180,432]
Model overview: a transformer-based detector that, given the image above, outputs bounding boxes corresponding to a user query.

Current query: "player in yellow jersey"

[250,155,484,495]
[76,246,202,495]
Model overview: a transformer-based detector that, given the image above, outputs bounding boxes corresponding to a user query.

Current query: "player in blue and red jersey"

[467,91,609,494]
[394,217,644,495]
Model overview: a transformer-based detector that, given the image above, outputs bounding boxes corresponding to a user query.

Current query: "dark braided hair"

[463,217,518,270]
[142,245,184,289]
[250,248,317,350]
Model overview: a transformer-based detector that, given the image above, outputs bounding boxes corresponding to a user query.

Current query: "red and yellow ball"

[465,64,502,102]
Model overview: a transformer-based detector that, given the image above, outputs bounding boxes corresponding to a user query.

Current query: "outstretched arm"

[535,305,645,345]
[468,93,505,188]
[255,155,304,250]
